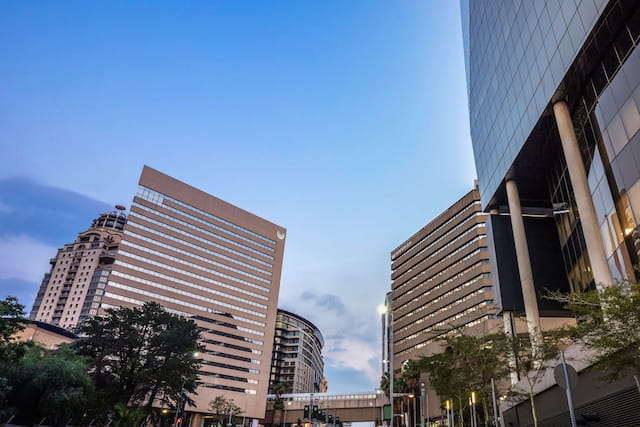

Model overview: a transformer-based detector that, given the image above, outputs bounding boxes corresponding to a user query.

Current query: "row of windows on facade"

[125,229,271,276]
[102,292,265,344]
[392,200,481,261]
[393,208,484,272]
[115,250,269,310]
[200,336,262,355]
[125,219,272,292]
[138,199,275,254]
[395,273,489,323]
[137,185,276,246]
[198,369,259,384]
[397,314,497,359]
[395,287,493,335]
[396,302,493,348]
[399,259,488,303]
[394,232,487,284]
[111,260,268,323]
[133,201,275,261]
[126,221,272,275]
[394,248,489,296]
[121,238,271,291]
[107,278,266,330]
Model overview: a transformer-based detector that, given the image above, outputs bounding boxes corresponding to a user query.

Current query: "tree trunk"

[273,409,282,427]
[529,390,538,427]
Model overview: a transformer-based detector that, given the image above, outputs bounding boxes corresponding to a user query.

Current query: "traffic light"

[312,405,319,419]
[336,416,340,426]
[328,415,334,424]
[176,418,183,425]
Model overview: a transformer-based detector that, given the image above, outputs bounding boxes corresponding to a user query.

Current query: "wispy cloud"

[301,291,346,315]
[282,290,381,387]
[0,177,111,246]
[0,177,112,309]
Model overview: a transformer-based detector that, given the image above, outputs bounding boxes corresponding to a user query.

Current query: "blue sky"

[0,1,475,393]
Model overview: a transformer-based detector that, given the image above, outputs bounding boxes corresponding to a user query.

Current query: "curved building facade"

[462,1,640,424]
[463,1,640,291]
[269,309,324,394]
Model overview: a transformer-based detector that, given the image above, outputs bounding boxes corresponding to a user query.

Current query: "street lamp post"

[173,351,200,427]
[419,383,425,427]
[379,292,394,427]
[283,401,291,427]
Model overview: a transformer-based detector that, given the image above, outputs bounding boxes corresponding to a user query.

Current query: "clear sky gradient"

[0,1,475,393]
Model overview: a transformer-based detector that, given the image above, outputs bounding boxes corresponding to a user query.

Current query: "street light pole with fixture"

[379,292,394,427]
[283,400,291,427]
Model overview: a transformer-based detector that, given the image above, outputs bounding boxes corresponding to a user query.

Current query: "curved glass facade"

[462,0,608,206]
[269,309,324,394]
[463,0,640,291]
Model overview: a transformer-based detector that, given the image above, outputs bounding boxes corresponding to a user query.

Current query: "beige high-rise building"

[390,184,499,370]
[388,185,500,425]
[30,210,126,330]
[101,166,286,422]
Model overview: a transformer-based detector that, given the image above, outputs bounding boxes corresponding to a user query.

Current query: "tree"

[0,296,29,420]
[73,302,202,416]
[379,370,411,427]
[3,343,93,426]
[271,382,292,426]
[498,329,565,427]
[550,280,640,380]
[113,402,146,427]
[209,396,243,427]
[272,382,292,410]
[0,296,27,344]
[417,334,511,426]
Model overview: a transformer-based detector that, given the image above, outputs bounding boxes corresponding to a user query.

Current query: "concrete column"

[505,179,543,348]
[553,99,614,290]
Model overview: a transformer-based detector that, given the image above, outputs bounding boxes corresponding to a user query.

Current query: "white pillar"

[502,311,519,385]
[553,99,614,290]
[505,179,543,349]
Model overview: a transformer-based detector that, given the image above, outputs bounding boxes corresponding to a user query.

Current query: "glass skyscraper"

[462,0,640,292]
[462,1,640,424]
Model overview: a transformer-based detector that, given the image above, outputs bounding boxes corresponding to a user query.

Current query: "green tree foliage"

[73,302,202,415]
[2,344,93,426]
[209,395,243,427]
[498,329,565,427]
[0,296,27,344]
[550,281,640,380]
[113,402,146,427]
[417,334,511,426]
[0,296,29,420]
[272,382,292,410]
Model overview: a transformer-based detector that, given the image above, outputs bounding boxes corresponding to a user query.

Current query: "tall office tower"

[101,166,286,422]
[462,0,640,423]
[30,209,126,330]
[389,185,498,369]
[268,309,324,394]
[462,0,640,294]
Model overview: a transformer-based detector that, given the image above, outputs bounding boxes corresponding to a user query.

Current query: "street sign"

[554,362,578,390]
[383,404,391,420]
